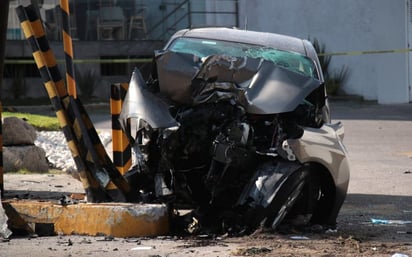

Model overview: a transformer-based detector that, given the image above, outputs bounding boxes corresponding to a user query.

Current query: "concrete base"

[3,200,169,237]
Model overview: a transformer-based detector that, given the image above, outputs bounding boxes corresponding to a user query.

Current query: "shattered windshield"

[168,37,316,78]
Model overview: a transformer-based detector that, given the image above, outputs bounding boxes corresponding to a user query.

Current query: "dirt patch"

[2,173,411,256]
[230,233,411,256]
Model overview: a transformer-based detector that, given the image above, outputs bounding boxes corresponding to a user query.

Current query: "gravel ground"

[34,131,112,173]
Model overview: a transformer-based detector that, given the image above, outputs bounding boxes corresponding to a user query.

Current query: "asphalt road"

[2,100,412,256]
[330,100,412,197]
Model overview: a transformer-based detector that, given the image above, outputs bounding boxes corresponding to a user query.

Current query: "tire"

[264,169,309,230]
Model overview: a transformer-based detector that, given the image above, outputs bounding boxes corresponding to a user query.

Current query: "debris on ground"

[233,246,272,256]
[371,218,412,225]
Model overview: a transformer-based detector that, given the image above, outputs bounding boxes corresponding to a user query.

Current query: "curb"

[3,200,169,237]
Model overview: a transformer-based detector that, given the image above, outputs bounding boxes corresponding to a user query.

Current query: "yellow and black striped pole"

[60,0,77,98]
[16,4,135,202]
[16,5,109,202]
[68,97,136,201]
[18,5,67,98]
[57,2,132,197]
[110,83,132,175]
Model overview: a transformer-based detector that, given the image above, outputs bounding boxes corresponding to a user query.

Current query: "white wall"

[238,0,410,103]
[205,0,238,27]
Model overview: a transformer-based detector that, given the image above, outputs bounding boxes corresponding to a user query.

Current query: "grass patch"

[5,169,65,175]
[3,112,60,131]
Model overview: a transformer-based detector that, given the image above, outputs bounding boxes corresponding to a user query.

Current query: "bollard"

[60,0,77,98]
[16,5,107,202]
[110,83,132,175]
[16,5,135,202]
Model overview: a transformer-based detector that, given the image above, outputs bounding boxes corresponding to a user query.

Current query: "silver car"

[120,27,350,234]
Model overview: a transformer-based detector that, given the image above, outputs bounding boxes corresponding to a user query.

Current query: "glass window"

[169,37,316,78]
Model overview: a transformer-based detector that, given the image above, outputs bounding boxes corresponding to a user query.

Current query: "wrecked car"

[120,27,349,234]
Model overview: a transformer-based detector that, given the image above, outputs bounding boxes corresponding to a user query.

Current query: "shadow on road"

[339,193,412,243]
[3,190,76,201]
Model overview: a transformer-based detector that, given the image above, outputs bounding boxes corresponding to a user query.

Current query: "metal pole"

[187,0,191,28]
[16,5,109,202]
[235,0,239,28]
[18,5,136,202]
[60,0,77,98]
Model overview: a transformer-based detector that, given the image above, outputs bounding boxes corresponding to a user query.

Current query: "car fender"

[286,122,349,192]
[286,122,350,223]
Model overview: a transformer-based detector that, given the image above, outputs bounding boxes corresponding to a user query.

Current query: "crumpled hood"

[120,51,323,130]
[244,61,322,114]
[156,51,322,114]
[119,69,178,130]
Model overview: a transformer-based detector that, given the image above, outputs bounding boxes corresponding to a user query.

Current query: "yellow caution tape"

[5,48,412,64]
[318,48,412,56]
[73,58,153,64]
[4,58,153,64]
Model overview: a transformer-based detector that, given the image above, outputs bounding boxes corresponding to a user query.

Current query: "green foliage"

[5,168,64,174]
[310,37,350,95]
[326,65,350,95]
[2,112,60,131]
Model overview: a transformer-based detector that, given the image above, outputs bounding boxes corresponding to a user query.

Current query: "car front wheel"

[264,169,308,230]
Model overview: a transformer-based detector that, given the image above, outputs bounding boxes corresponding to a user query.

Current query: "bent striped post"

[60,0,77,98]
[16,4,135,202]
[110,83,132,175]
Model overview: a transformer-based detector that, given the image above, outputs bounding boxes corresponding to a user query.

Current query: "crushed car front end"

[120,27,350,234]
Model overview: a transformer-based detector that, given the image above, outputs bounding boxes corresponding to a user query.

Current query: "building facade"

[4,0,239,99]
[4,0,411,103]
[237,0,411,104]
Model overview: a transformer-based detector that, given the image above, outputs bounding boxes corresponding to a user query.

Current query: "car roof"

[166,27,308,56]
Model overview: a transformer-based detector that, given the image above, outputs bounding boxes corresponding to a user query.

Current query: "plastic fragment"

[391,253,409,257]
[131,246,154,250]
[290,235,309,240]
